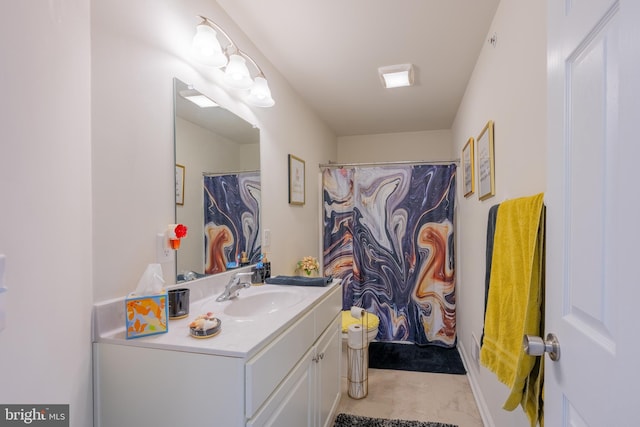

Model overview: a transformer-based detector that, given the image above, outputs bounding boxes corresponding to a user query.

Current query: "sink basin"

[223,290,304,317]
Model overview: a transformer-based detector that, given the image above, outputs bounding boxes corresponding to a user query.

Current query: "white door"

[546,0,640,425]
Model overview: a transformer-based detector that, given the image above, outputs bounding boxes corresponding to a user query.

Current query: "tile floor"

[334,368,483,427]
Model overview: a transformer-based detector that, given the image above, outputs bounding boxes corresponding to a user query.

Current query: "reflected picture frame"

[462,137,475,198]
[477,120,495,200]
[288,154,305,205]
[176,164,185,205]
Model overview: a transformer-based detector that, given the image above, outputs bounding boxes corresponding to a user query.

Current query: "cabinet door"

[247,348,314,427]
[245,310,315,417]
[314,316,341,427]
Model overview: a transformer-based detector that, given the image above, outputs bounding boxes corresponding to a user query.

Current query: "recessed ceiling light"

[378,64,415,89]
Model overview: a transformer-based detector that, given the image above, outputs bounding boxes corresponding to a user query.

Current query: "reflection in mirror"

[174,78,261,283]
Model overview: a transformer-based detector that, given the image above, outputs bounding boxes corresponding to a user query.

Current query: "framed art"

[462,137,475,197]
[176,164,185,205]
[477,120,495,200]
[288,154,305,205]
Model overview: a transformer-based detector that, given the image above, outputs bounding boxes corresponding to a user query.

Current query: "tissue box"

[125,292,168,339]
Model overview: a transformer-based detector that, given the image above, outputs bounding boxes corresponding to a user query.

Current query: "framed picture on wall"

[176,164,185,205]
[462,137,475,197]
[288,154,305,205]
[477,120,495,200]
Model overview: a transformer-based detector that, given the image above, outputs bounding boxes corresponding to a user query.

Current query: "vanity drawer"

[314,285,342,337]
[245,309,315,417]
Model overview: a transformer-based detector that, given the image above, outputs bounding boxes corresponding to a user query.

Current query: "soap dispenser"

[239,251,250,266]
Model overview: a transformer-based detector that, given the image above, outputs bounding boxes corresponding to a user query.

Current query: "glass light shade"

[378,64,414,89]
[382,71,411,88]
[192,24,227,68]
[246,77,275,107]
[223,54,254,90]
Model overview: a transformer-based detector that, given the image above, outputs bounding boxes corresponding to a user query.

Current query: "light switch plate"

[0,254,5,288]
[0,255,6,332]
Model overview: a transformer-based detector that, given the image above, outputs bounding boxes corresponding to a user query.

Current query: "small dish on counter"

[189,312,221,339]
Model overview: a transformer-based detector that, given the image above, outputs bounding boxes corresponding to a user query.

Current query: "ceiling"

[216,0,501,137]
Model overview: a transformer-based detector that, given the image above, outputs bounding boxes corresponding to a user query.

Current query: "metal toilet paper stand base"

[347,307,368,399]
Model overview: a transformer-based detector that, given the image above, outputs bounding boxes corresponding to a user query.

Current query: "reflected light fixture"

[191,16,275,107]
[179,89,219,108]
[378,64,415,89]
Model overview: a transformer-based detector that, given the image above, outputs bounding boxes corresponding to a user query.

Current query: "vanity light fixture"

[191,16,275,108]
[378,64,415,89]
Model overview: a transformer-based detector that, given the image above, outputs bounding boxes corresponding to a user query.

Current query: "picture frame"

[176,164,185,205]
[462,137,475,197]
[477,120,495,200]
[288,154,305,205]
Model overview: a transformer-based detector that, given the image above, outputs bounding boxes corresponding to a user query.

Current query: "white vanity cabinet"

[93,283,342,427]
[246,315,341,427]
[93,343,246,427]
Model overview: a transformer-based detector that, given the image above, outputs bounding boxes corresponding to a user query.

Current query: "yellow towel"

[479,193,545,427]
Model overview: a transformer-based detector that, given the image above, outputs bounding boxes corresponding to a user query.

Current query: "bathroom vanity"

[93,273,342,427]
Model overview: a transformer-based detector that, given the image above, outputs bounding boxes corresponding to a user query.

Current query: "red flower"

[174,224,188,238]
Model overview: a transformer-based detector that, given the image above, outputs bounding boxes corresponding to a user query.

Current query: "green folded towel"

[265,275,332,287]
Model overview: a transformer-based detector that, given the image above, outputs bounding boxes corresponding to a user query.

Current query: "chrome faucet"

[216,272,253,302]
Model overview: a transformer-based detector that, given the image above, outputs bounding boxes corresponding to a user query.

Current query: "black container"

[168,288,190,319]
[251,262,271,283]
[251,266,263,283]
[263,262,271,279]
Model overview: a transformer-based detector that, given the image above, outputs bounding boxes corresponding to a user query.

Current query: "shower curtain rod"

[318,159,459,169]
[202,169,259,177]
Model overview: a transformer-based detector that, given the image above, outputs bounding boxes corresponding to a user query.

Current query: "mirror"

[173,78,261,283]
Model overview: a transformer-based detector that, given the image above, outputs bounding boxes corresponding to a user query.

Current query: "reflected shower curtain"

[323,164,456,347]
[203,172,261,274]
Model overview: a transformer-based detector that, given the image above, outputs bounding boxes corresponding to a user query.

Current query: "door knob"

[523,333,561,361]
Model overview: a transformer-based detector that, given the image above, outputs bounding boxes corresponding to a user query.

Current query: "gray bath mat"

[333,413,457,427]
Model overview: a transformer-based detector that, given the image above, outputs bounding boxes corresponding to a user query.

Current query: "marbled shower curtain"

[203,172,261,274]
[323,164,456,347]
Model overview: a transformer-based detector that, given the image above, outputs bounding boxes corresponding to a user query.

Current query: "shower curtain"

[203,171,261,274]
[322,164,456,347]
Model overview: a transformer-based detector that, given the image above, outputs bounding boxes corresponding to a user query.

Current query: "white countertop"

[93,270,341,360]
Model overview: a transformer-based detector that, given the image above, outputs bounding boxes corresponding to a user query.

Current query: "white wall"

[92,0,337,302]
[337,130,453,163]
[0,2,93,426]
[451,0,547,426]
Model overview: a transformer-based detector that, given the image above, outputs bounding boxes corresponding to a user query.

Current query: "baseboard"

[457,342,495,427]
